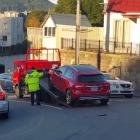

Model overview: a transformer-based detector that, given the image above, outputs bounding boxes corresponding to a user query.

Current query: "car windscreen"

[103,74,114,80]
[77,74,105,83]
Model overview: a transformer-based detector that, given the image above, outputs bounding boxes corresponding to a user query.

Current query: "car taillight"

[0,92,5,100]
[101,83,110,91]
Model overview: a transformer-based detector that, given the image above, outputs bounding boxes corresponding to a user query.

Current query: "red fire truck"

[12,48,61,98]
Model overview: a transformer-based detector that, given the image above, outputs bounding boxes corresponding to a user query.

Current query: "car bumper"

[0,101,9,113]
[79,95,109,101]
[111,90,134,95]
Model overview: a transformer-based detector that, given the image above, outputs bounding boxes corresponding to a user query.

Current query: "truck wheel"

[66,89,73,105]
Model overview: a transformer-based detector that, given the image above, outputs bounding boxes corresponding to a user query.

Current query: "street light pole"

[75,0,81,65]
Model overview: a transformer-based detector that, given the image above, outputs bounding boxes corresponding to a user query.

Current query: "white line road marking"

[9,100,63,110]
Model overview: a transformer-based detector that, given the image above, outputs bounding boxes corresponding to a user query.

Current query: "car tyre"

[48,78,55,91]
[124,94,133,98]
[66,89,73,105]
[100,99,109,105]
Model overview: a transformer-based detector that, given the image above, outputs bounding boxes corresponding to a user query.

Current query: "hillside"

[0,0,55,11]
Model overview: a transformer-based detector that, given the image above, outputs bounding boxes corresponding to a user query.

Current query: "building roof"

[42,13,91,27]
[108,0,140,13]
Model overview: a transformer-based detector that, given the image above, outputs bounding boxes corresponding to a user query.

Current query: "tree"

[53,0,77,14]
[25,10,47,27]
[82,0,104,26]
[53,0,104,27]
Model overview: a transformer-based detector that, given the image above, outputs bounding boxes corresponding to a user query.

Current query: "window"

[2,36,7,41]
[52,28,55,36]
[59,66,67,75]
[44,27,47,36]
[113,20,130,48]
[44,27,56,37]
[77,74,105,83]
[64,69,74,79]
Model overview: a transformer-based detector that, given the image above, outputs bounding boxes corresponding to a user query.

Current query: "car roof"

[66,64,101,75]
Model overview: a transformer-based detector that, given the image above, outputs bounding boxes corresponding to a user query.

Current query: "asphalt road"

[1,94,140,140]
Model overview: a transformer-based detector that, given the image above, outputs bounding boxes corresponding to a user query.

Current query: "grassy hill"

[0,0,55,11]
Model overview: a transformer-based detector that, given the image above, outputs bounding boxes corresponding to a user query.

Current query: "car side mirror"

[55,69,62,75]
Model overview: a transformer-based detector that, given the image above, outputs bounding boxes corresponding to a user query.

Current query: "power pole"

[75,0,81,65]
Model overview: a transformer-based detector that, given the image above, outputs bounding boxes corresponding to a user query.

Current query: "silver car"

[0,72,13,92]
[0,86,9,119]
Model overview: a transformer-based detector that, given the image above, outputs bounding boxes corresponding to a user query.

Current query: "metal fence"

[61,38,140,56]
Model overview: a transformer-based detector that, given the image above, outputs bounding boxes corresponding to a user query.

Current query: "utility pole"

[75,0,81,65]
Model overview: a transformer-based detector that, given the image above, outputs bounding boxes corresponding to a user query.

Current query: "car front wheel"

[66,89,73,105]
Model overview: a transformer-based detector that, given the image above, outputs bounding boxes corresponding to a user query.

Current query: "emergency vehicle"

[12,48,61,98]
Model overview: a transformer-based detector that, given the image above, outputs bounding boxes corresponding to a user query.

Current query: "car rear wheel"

[100,99,109,105]
[66,89,73,105]
[124,94,133,98]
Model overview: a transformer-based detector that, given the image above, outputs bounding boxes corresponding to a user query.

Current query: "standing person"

[25,67,43,106]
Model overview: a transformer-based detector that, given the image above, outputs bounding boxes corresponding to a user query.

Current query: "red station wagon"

[49,65,110,105]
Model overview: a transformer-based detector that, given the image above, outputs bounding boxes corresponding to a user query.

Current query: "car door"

[59,69,74,94]
[52,66,68,91]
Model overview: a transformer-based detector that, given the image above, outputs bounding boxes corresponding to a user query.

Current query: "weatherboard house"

[27,13,92,49]
[104,0,140,54]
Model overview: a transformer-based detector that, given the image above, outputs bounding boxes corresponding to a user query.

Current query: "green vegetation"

[25,10,47,27]
[53,0,77,14]
[53,0,104,26]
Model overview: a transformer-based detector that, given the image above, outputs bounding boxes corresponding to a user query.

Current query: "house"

[104,0,140,54]
[0,11,24,49]
[27,13,92,49]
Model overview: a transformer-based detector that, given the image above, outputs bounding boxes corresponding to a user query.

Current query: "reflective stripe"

[25,70,43,92]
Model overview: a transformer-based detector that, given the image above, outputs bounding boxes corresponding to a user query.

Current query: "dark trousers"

[30,90,41,105]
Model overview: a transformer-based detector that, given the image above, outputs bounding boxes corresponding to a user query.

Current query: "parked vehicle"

[12,48,61,98]
[0,85,9,119]
[49,65,110,105]
[103,73,134,98]
[0,72,13,92]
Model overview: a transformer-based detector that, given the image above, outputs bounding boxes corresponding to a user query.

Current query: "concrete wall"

[60,49,140,90]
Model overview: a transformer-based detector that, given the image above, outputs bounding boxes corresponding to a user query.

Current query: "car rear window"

[77,74,105,83]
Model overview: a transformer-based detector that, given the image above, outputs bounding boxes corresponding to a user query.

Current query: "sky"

[48,0,58,5]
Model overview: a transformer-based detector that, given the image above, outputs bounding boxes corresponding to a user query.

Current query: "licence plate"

[91,86,98,91]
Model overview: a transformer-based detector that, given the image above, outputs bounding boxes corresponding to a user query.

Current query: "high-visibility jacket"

[25,70,43,92]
